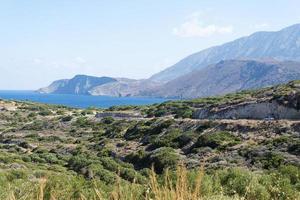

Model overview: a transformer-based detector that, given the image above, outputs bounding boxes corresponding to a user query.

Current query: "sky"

[0,0,300,89]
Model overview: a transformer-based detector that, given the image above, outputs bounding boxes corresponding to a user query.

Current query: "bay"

[0,91,168,108]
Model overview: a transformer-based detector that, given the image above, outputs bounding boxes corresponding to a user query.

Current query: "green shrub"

[101,117,114,124]
[218,168,253,196]
[195,131,240,150]
[56,110,65,115]
[124,150,147,167]
[88,164,115,184]
[38,109,52,116]
[258,152,284,169]
[288,140,300,155]
[6,170,28,181]
[174,106,193,118]
[73,117,93,128]
[61,115,73,122]
[68,155,92,172]
[124,122,150,140]
[279,165,300,185]
[151,129,181,148]
[149,147,180,173]
[174,131,199,148]
[27,112,37,118]
[99,157,120,172]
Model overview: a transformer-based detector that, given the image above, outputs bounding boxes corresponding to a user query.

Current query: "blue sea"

[0,91,168,108]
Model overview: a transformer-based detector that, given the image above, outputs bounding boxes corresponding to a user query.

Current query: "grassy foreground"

[2,164,300,200]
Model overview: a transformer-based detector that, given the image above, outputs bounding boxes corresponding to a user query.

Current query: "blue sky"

[0,0,300,89]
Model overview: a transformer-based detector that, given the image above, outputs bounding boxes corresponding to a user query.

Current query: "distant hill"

[150,24,300,82]
[142,60,300,98]
[38,75,117,95]
[89,78,160,97]
[38,75,160,97]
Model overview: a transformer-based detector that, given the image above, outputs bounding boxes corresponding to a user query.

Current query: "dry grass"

[4,164,241,200]
[148,164,204,200]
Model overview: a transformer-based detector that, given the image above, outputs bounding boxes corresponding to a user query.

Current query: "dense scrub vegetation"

[1,81,300,199]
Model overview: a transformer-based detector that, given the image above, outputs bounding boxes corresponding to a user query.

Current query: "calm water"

[0,91,168,108]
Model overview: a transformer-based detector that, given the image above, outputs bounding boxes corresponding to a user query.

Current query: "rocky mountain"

[38,75,117,95]
[150,24,300,82]
[38,75,160,97]
[143,60,300,98]
[89,78,160,97]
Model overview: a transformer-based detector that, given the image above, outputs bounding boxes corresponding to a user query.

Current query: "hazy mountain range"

[150,23,300,82]
[143,59,300,98]
[38,75,117,95]
[38,24,300,99]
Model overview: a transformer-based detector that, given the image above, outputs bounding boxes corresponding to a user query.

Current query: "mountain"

[150,24,300,82]
[89,78,160,97]
[142,59,300,98]
[38,75,160,97]
[39,24,300,98]
[38,75,117,95]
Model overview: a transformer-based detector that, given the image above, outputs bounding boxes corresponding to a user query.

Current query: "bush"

[151,129,181,148]
[6,170,28,181]
[174,106,193,118]
[195,131,240,150]
[174,131,199,148]
[279,165,300,185]
[38,109,52,116]
[124,150,147,167]
[218,168,253,196]
[101,117,114,124]
[288,140,300,155]
[56,110,65,115]
[124,122,150,140]
[259,152,284,169]
[68,155,92,172]
[149,147,180,173]
[73,117,93,128]
[61,115,73,122]
[99,157,120,172]
[88,164,115,184]
[27,112,37,118]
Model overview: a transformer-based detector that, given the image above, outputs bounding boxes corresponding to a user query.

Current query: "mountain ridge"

[150,23,300,82]
[142,59,300,98]
[38,75,117,95]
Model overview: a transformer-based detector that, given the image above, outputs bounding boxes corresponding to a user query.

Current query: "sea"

[0,91,168,108]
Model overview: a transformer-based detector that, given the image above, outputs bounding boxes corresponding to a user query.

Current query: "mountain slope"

[150,24,300,82]
[38,75,117,95]
[143,60,300,98]
[89,78,161,97]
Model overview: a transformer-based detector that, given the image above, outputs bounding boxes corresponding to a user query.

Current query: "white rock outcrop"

[193,100,300,120]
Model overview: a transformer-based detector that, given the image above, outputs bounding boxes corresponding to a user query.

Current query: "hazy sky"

[1,0,300,89]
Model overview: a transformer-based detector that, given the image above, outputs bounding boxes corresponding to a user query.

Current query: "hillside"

[89,78,161,97]
[38,75,117,95]
[143,59,300,98]
[1,81,300,199]
[39,76,160,97]
[150,24,300,82]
